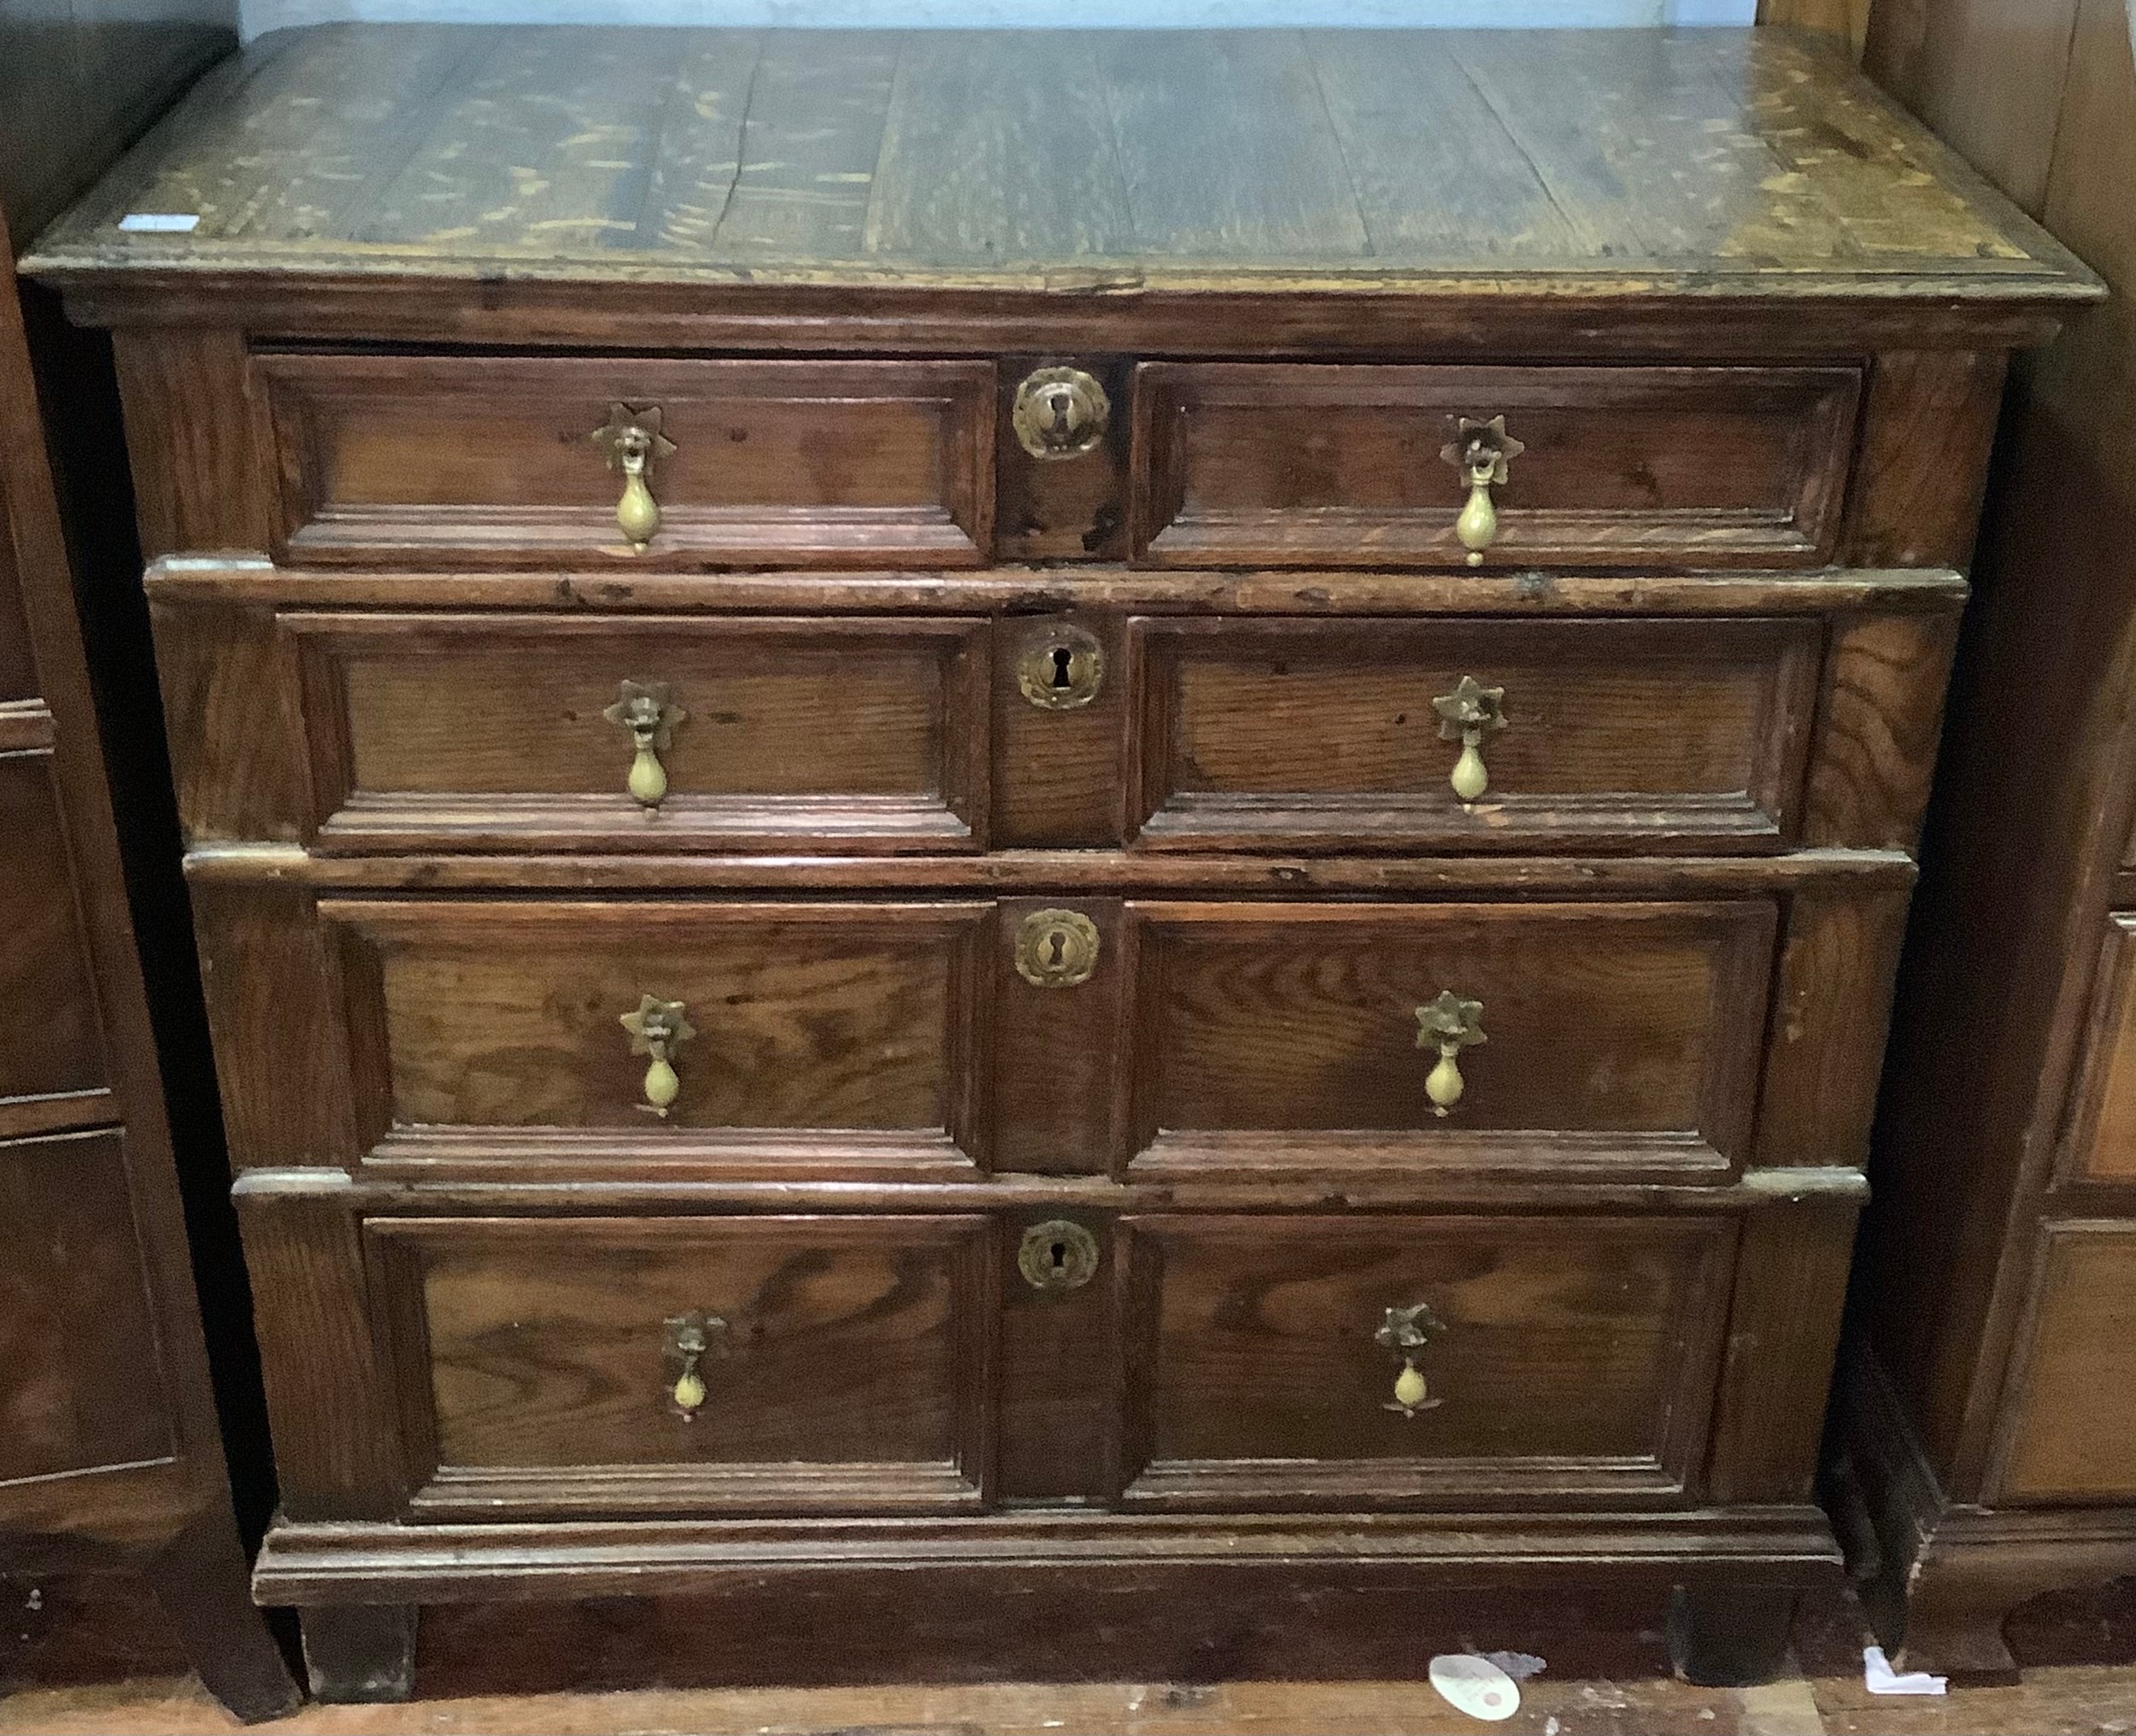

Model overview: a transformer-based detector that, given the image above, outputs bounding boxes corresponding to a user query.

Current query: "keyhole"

[1049,1239,1069,1274]
[1050,645,1074,689]
[1047,930,1066,966]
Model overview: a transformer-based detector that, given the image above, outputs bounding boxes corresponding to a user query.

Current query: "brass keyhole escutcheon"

[1016,625,1103,710]
[1018,1220,1100,1292]
[1012,366,1110,460]
[1015,908,1101,988]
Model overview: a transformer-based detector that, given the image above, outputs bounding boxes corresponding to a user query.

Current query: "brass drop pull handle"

[603,680,686,808]
[1416,990,1487,1117]
[1432,675,1507,803]
[1441,415,1523,566]
[665,1311,726,1417]
[591,403,676,551]
[1376,1303,1446,1417]
[621,994,695,1117]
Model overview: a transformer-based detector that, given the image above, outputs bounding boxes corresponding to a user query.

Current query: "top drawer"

[1130,363,1861,571]
[256,355,995,569]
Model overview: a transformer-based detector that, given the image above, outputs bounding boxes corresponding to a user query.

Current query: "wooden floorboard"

[3,1570,2135,1732]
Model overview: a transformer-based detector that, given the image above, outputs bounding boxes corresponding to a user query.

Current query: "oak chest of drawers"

[26,21,2098,1698]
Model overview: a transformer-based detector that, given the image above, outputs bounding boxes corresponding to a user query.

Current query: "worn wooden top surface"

[23,22,2099,300]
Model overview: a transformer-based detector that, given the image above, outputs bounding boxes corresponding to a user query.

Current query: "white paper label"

[1429,1653,1521,1721]
[118,213,200,233]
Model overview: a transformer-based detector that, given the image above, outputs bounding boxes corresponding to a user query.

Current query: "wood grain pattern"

[1131,363,1860,572]
[2057,915,2136,1183]
[1839,351,2008,571]
[26,26,2090,301]
[1130,616,1822,855]
[321,898,992,1173]
[257,352,995,569]
[1116,1213,1734,1508]
[367,1214,995,1516]
[285,612,989,854]
[1990,1221,2136,1501]
[110,327,268,558]
[1124,900,1776,1182]
[0,751,112,1104]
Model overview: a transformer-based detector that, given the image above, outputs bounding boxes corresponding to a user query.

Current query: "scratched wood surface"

[22,23,2092,296]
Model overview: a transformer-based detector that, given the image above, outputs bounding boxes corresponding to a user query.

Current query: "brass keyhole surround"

[1012,366,1110,460]
[1016,625,1104,710]
[1014,908,1101,988]
[1018,1220,1101,1291]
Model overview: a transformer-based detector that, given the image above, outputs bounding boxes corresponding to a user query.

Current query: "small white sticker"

[1429,1652,1521,1721]
[118,213,200,233]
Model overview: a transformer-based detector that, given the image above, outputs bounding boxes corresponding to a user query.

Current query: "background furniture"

[26,22,2090,1700]
[1833,0,2136,1678]
[0,0,300,1722]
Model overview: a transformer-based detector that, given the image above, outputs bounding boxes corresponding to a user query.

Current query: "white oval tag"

[1429,1652,1521,1721]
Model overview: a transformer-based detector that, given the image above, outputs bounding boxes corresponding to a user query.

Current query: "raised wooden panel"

[1130,363,1861,570]
[255,354,995,568]
[320,898,994,1176]
[1129,616,1822,853]
[1123,900,1776,1182]
[1993,1223,2136,1503]
[0,748,111,1116]
[2057,914,2136,1183]
[367,1214,994,1516]
[0,1130,175,1487]
[1116,1213,1734,1508]
[283,613,989,853]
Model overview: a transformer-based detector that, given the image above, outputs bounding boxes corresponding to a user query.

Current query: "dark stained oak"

[0,29,300,1719]
[1837,0,2136,1679]
[31,18,2088,1701]
[1131,363,1861,572]
[256,353,995,570]
[368,1214,995,1517]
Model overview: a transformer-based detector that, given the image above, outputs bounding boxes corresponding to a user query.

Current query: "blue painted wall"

[244,0,1756,42]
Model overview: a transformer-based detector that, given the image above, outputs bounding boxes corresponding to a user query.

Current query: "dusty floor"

[5,1571,2136,1733]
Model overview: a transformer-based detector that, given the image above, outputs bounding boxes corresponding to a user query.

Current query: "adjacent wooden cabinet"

[25,21,2095,1700]
[0,36,300,1717]
[1826,0,2136,1675]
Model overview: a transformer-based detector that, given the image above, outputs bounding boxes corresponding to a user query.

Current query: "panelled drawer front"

[1130,363,1860,570]
[1129,616,1822,853]
[1124,900,1776,1182]
[1992,1222,2136,1503]
[321,899,991,1172]
[1117,1214,1734,1509]
[2057,914,2136,1185]
[367,1215,993,1517]
[285,613,989,853]
[257,355,995,567]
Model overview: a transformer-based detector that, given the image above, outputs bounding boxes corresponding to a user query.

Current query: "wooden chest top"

[23,23,2095,306]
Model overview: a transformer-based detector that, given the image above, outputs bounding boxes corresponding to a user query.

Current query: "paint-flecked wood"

[1117,1213,1734,1507]
[370,1215,993,1516]
[24,25,2092,302]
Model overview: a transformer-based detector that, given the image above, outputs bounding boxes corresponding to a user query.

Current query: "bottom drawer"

[367,1215,994,1517]
[1117,1214,1735,1509]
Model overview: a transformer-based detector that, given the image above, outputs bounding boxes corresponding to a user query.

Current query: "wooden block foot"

[301,1603,418,1704]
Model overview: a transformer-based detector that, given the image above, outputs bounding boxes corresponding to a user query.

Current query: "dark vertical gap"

[19,278,278,1545]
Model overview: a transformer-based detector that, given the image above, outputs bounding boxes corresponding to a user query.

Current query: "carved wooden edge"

[145,554,1975,616]
[44,278,2090,355]
[1841,350,2010,571]
[1832,1340,2136,1678]
[252,1505,1842,1604]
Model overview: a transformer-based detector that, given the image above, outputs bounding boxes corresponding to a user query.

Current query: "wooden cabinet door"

[1992,1222,2136,1502]
[367,1214,994,1517]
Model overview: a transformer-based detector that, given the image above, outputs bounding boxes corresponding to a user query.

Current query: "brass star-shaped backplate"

[602,680,684,752]
[1431,674,1506,743]
[620,994,695,1056]
[1439,413,1524,484]
[1375,1302,1446,1355]
[1416,991,1487,1053]
[590,402,677,472]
